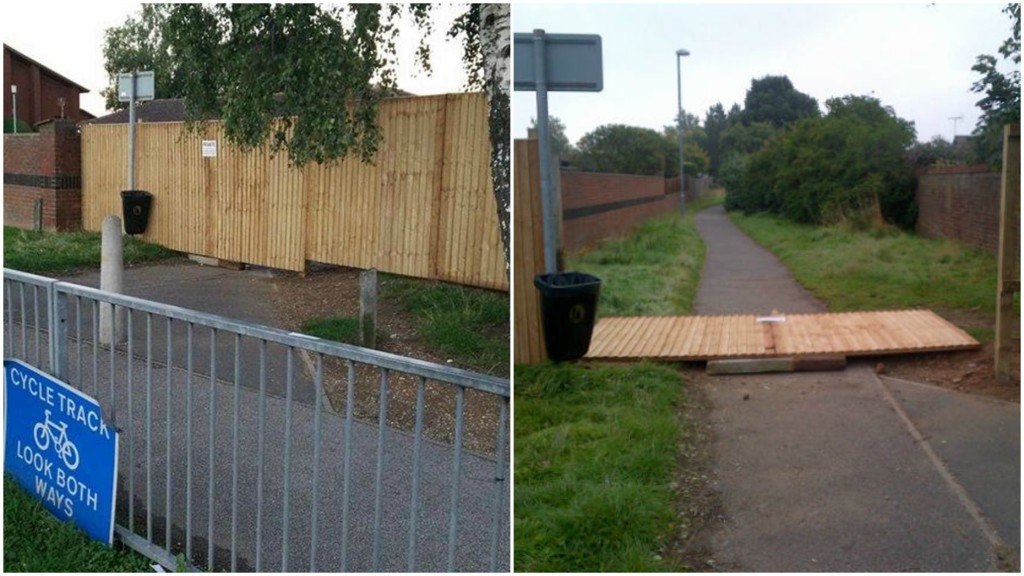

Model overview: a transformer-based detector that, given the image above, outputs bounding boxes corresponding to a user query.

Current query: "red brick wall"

[3,119,82,231]
[915,166,1001,254]
[560,170,677,253]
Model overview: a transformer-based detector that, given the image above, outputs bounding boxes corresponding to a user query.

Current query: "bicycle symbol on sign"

[33,410,80,470]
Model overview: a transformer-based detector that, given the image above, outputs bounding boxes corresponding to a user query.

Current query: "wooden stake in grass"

[995,124,1020,384]
[360,269,378,349]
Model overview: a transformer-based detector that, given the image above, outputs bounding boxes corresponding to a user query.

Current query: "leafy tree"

[129,4,510,275]
[703,103,728,176]
[576,124,669,176]
[907,135,972,167]
[743,75,820,128]
[728,95,917,229]
[970,3,1020,165]
[720,121,778,156]
[101,4,185,112]
[529,115,574,159]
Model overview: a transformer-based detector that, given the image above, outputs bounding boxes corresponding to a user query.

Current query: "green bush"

[4,118,35,134]
[727,95,918,229]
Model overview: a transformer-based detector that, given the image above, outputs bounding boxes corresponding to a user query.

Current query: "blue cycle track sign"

[4,359,119,545]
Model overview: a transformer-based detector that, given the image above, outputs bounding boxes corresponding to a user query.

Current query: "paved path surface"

[693,205,1019,571]
[6,261,509,572]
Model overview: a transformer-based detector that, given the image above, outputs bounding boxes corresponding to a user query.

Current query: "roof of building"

[88,89,420,125]
[4,44,91,93]
[87,99,189,125]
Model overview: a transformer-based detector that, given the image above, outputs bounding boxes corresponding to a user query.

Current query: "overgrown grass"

[302,316,366,346]
[514,362,687,572]
[688,190,726,213]
[569,214,706,316]
[729,212,1012,338]
[3,475,152,572]
[515,210,710,571]
[383,277,509,377]
[3,226,178,275]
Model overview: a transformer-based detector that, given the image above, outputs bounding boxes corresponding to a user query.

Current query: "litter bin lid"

[534,271,601,294]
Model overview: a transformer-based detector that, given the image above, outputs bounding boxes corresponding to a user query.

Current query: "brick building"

[4,44,95,126]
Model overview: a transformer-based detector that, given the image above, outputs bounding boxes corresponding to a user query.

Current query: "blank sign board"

[514,33,603,92]
[117,71,155,102]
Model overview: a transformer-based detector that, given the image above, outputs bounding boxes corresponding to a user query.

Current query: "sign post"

[514,31,602,274]
[118,71,155,191]
[4,359,119,545]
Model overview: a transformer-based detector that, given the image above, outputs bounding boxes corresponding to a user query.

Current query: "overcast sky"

[513,2,1016,145]
[2,3,470,117]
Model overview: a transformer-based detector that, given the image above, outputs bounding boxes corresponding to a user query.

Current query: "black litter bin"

[121,190,153,235]
[534,271,601,362]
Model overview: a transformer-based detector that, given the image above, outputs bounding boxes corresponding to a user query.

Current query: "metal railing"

[3,268,510,572]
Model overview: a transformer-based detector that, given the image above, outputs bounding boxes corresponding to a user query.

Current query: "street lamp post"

[676,49,690,214]
[10,84,18,134]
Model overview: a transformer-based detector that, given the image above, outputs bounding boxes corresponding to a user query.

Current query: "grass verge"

[728,212,1013,338]
[302,316,380,347]
[515,210,709,571]
[3,475,152,572]
[514,362,687,572]
[569,214,706,316]
[302,278,509,377]
[4,226,178,275]
[385,277,509,376]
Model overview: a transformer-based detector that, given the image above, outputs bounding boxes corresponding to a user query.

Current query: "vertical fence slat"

[92,300,99,398]
[447,385,465,571]
[164,317,173,554]
[146,313,153,543]
[281,347,294,571]
[5,280,12,357]
[127,309,135,533]
[185,322,194,563]
[109,305,117,425]
[490,396,509,571]
[340,360,356,571]
[372,368,390,571]
[33,285,40,366]
[407,376,427,571]
[208,328,217,569]
[231,334,241,573]
[255,339,268,572]
[309,354,324,572]
[19,283,26,358]
[75,296,82,387]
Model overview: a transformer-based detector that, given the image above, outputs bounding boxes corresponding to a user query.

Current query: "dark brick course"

[3,119,82,231]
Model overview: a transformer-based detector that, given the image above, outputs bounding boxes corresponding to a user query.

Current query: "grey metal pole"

[128,72,137,190]
[677,54,685,215]
[534,29,557,275]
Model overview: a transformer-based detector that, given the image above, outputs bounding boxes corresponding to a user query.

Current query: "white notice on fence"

[201,140,217,158]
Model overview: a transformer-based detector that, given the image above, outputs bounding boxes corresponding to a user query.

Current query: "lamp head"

[677,49,690,57]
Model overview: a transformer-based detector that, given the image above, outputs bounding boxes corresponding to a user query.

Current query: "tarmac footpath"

[692,205,1019,571]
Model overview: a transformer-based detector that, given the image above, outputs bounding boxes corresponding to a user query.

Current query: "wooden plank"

[585,310,979,361]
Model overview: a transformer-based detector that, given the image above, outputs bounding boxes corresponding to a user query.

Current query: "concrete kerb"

[871,371,1006,553]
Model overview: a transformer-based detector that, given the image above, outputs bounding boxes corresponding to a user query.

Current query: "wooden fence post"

[360,269,378,349]
[995,124,1020,384]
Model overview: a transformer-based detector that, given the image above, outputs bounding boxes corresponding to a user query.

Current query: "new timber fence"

[3,268,510,572]
[81,93,506,291]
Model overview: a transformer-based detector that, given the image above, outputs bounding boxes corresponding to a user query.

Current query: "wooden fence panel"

[513,139,547,364]
[81,93,506,290]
